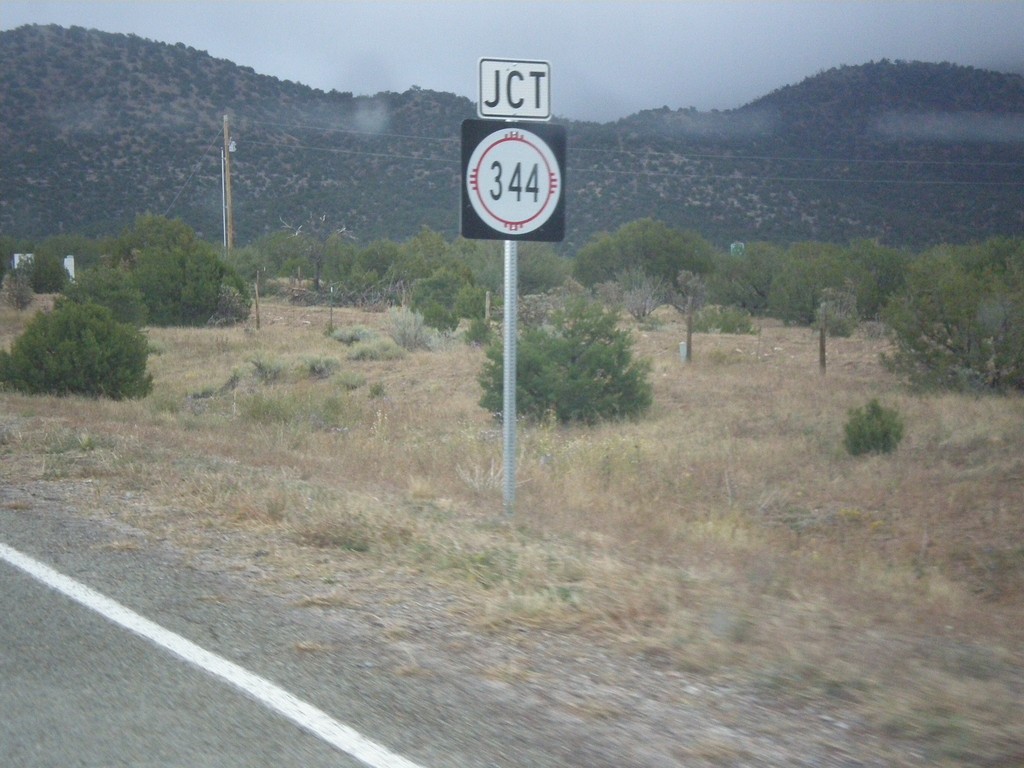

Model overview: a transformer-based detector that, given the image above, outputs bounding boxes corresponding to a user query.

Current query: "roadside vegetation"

[2,217,1022,765]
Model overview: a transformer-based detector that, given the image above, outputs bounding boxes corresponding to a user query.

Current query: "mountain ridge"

[2,24,1022,249]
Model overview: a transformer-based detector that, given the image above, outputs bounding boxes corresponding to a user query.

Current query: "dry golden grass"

[2,297,1022,763]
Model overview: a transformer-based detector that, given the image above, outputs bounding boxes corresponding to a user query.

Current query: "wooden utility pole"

[223,115,235,251]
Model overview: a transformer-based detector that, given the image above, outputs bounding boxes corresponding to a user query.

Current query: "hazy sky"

[3,1,1023,122]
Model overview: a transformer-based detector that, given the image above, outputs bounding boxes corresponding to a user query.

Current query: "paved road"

[0,487,645,768]
[0,507,432,767]
[0,554,374,768]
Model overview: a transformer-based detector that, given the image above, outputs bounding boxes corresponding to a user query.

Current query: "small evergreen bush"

[420,302,458,334]
[121,215,249,327]
[463,317,493,346]
[479,298,652,424]
[0,302,152,399]
[62,264,147,325]
[411,267,468,332]
[454,283,487,322]
[30,253,69,293]
[843,399,904,456]
[883,240,1024,392]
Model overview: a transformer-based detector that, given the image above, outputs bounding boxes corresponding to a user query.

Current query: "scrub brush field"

[2,296,1022,766]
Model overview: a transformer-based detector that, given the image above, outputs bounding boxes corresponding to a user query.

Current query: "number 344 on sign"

[460,119,566,243]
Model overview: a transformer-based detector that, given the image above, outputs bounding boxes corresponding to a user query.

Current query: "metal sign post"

[502,239,518,514]
[461,59,564,515]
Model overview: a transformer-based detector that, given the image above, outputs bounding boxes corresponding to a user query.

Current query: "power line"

[236,139,1023,188]
[234,116,1024,188]
[569,165,1024,187]
[162,128,222,217]
[244,118,458,145]
[243,139,455,164]
[241,114,1024,170]
[569,143,1024,169]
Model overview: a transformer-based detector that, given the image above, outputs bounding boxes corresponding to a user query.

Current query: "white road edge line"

[0,541,428,768]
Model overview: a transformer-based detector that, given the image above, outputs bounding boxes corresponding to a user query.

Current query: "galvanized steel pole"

[502,239,518,514]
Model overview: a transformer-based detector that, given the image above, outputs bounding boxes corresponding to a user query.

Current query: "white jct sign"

[478,58,551,120]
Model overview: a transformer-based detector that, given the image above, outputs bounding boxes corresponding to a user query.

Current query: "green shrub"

[767,242,850,326]
[479,298,652,424]
[883,239,1024,392]
[420,302,458,334]
[693,305,756,334]
[518,245,573,294]
[573,219,715,288]
[250,356,285,384]
[454,283,487,321]
[464,317,493,346]
[708,241,781,314]
[348,338,406,361]
[335,370,366,390]
[62,264,147,325]
[301,356,340,379]
[329,325,376,345]
[238,393,296,424]
[411,267,472,332]
[238,391,348,429]
[2,263,34,310]
[30,253,68,293]
[843,399,904,456]
[120,215,247,327]
[0,302,152,399]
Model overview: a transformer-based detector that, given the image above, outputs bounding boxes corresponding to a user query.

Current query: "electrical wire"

[234,136,1024,188]
[162,128,222,217]
[244,117,458,145]
[243,139,454,164]
[241,114,1024,172]
[151,114,1020,198]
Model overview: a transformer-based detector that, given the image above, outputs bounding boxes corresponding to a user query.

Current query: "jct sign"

[478,58,551,120]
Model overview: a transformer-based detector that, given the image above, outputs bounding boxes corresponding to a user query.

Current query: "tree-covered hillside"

[1,25,1022,249]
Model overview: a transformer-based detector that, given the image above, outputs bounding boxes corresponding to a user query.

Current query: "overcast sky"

[4,1,1023,122]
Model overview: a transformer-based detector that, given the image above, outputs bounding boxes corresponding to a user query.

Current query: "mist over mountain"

[2,24,1022,250]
